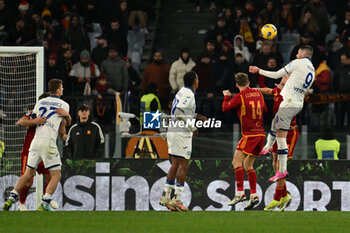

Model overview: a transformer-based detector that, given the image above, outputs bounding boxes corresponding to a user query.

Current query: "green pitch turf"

[0,211,349,233]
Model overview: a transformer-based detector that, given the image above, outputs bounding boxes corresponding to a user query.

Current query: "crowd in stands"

[1,0,350,132]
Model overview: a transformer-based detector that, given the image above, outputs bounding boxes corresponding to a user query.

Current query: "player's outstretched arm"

[17,116,46,126]
[254,87,273,95]
[55,108,72,126]
[250,66,286,80]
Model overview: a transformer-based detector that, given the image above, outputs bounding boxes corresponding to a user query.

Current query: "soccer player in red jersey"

[16,93,69,211]
[222,72,267,210]
[255,75,298,211]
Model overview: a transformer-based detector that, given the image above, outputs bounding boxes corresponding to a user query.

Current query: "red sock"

[234,166,244,191]
[43,182,48,194]
[246,169,257,194]
[274,185,283,201]
[282,182,287,197]
[19,186,30,204]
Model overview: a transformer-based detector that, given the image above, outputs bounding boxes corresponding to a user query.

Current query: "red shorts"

[272,127,299,158]
[236,135,265,157]
[21,153,50,175]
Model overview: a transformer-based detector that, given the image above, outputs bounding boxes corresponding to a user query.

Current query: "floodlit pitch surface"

[1,211,349,233]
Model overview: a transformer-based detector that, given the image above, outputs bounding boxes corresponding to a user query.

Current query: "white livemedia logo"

[143,110,222,130]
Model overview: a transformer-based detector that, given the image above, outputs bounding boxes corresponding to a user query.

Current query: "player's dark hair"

[48,79,63,94]
[300,45,313,58]
[38,92,50,100]
[183,71,197,87]
[235,72,249,87]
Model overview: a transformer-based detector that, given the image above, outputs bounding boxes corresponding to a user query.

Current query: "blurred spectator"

[237,16,255,51]
[200,40,217,62]
[124,57,141,94]
[253,40,282,69]
[46,53,63,84]
[258,57,281,88]
[81,0,98,32]
[61,11,71,30]
[243,1,258,22]
[280,2,295,33]
[290,32,320,61]
[17,0,32,24]
[210,51,235,94]
[60,48,74,92]
[334,52,350,129]
[233,52,249,75]
[315,129,340,160]
[169,48,196,92]
[61,13,90,52]
[92,34,109,68]
[128,0,149,33]
[141,51,170,109]
[116,0,128,45]
[69,50,100,95]
[42,39,52,60]
[42,15,61,39]
[221,40,234,59]
[260,0,280,28]
[336,9,350,47]
[224,8,235,28]
[192,52,215,117]
[301,0,330,45]
[45,29,61,55]
[0,0,13,42]
[35,0,63,22]
[92,74,116,125]
[31,12,43,32]
[105,18,127,57]
[233,35,251,62]
[65,104,105,158]
[327,37,347,70]
[140,83,161,123]
[297,8,320,41]
[206,16,233,43]
[251,14,264,42]
[4,18,33,46]
[101,46,129,92]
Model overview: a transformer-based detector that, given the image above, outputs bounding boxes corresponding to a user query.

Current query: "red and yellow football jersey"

[222,87,267,136]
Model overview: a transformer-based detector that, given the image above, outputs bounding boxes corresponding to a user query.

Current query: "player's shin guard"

[264,130,277,150]
[174,183,184,202]
[19,186,30,204]
[276,137,288,173]
[246,169,257,195]
[164,179,175,198]
[234,166,244,195]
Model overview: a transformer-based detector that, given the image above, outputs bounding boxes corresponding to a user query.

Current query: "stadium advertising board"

[1,159,349,211]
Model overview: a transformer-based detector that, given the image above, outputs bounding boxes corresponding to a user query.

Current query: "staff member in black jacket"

[65,104,105,158]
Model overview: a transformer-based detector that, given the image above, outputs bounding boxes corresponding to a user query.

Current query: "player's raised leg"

[243,155,259,210]
[260,119,277,155]
[228,149,247,205]
[265,152,282,211]
[269,130,289,182]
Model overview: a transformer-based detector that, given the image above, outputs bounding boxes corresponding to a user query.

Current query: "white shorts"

[167,132,192,160]
[27,138,61,170]
[274,100,303,131]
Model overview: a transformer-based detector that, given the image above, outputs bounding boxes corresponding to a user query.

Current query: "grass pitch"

[1,211,349,233]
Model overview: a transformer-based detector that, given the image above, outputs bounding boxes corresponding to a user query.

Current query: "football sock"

[164,179,175,198]
[42,193,52,206]
[282,182,287,197]
[234,166,244,192]
[274,185,283,201]
[9,189,19,202]
[264,130,276,150]
[174,183,184,202]
[277,137,288,173]
[246,169,257,194]
[19,186,30,204]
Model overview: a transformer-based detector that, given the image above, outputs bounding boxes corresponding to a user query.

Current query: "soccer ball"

[261,24,277,40]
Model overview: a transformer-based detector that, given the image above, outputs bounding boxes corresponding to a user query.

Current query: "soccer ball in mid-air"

[261,24,277,40]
